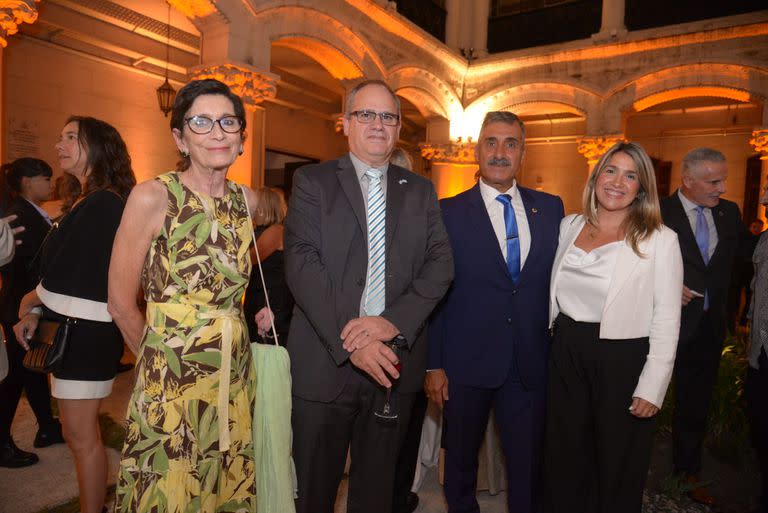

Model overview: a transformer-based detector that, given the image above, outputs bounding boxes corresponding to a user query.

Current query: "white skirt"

[52,376,113,399]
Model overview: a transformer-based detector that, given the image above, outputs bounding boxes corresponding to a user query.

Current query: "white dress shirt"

[677,189,718,259]
[23,197,53,226]
[478,178,531,270]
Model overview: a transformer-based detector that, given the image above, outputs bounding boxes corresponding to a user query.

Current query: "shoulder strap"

[240,185,279,345]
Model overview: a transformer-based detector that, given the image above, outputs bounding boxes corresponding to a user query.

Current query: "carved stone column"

[189,63,278,109]
[0,0,41,161]
[445,0,461,52]
[471,0,490,58]
[166,0,216,19]
[591,0,628,43]
[576,134,624,168]
[750,127,768,222]
[0,0,39,47]
[420,138,478,199]
[189,63,279,187]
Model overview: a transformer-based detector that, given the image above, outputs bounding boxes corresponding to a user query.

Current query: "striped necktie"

[364,168,386,315]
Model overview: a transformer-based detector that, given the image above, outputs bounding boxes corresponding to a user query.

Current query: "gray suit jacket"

[284,154,454,402]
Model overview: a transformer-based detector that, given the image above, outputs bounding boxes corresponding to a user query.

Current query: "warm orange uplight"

[431,163,478,199]
[633,87,751,112]
[0,0,39,48]
[166,0,216,19]
[344,0,466,76]
[273,38,363,81]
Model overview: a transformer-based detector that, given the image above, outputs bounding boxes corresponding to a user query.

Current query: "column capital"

[420,138,476,165]
[166,0,216,19]
[0,0,40,48]
[750,127,768,160]
[189,63,279,109]
[577,134,625,165]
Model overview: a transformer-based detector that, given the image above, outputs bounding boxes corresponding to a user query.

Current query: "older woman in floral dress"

[109,79,270,513]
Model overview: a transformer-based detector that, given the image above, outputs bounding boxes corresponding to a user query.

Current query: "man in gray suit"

[284,80,454,513]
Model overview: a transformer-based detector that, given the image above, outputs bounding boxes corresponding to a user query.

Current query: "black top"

[40,190,124,303]
[244,247,294,345]
[0,197,51,324]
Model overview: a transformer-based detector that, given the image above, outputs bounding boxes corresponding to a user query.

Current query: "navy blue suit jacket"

[427,183,564,389]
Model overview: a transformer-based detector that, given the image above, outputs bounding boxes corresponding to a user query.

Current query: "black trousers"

[292,371,416,513]
[545,314,656,513]
[748,347,768,513]
[392,390,427,513]
[672,311,723,476]
[0,321,55,443]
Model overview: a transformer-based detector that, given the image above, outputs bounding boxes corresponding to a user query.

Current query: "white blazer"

[548,214,683,407]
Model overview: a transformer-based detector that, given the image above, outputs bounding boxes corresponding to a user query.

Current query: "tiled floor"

[0,369,508,513]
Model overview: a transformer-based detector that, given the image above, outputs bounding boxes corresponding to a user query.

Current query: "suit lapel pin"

[398,179,408,185]
[531,208,538,214]
[718,211,723,217]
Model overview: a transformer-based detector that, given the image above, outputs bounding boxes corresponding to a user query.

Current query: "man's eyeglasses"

[185,116,244,135]
[348,110,400,127]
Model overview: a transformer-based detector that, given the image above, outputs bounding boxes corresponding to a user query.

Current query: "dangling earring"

[180,150,189,158]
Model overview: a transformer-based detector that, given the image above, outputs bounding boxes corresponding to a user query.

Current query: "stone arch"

[458,82,601,139]
[466,82,600,120]
[254,6,386,80]
[272,37,364,81]
[608,63,768,115]
[388,66,459,120]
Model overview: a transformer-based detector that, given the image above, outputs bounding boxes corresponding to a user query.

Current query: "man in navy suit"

[425,111,564,513]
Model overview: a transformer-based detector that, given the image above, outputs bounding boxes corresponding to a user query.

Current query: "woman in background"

[546,141,683,513]
[243,186,293,344]
[0,158,62,469]
[46,173,82,222]
[14,117,136,513]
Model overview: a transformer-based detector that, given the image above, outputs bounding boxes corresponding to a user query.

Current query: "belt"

[147,302,242,452]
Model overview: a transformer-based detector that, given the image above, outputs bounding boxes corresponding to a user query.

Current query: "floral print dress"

[116,172,256,513]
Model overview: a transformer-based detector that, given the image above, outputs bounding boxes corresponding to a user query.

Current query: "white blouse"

[555,241,622,323]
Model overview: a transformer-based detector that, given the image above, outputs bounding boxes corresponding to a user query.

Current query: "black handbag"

[22,317,76,373]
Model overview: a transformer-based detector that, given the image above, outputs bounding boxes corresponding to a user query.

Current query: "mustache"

[486,157,511,167]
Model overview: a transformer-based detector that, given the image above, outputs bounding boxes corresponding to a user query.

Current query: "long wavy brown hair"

[65,116,136,200]
[582,141,662,257]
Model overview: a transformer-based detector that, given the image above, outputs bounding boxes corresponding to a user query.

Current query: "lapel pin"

[718,211,723,216]
[398,179,408,185]
[531,208,538,213]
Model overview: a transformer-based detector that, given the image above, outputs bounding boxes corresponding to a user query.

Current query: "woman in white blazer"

[545,141,683,513]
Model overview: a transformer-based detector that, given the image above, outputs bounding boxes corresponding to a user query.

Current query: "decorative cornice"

[0,0,39,48]
[750,128,768,160]
[576,134,625,165]
[420,138,477,165]
[167,0,216,19]
[189,63,279,109]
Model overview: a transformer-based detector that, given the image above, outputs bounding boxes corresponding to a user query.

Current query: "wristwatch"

[390,334,407,348]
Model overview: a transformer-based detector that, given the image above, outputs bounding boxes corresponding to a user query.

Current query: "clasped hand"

[341,316,400,387]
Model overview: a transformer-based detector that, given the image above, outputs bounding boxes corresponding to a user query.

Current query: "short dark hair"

[65,116,136,200]
[479,111,526,145]
[344,79,401,117]
[171,79,247,172]
[3,158,53,193]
